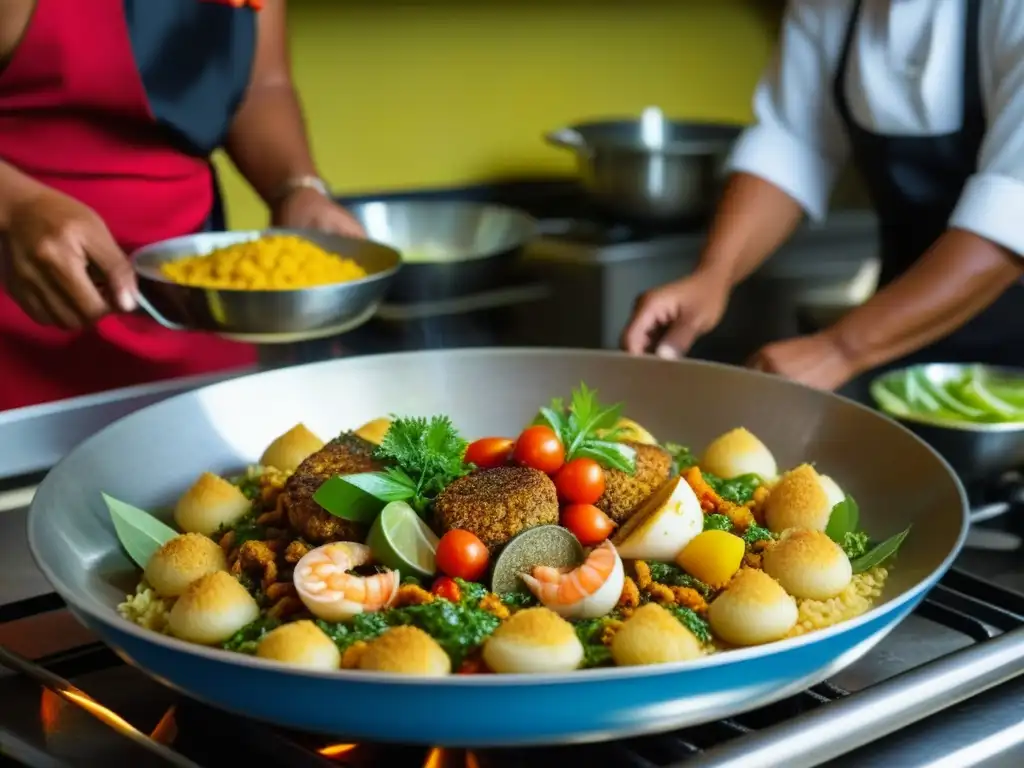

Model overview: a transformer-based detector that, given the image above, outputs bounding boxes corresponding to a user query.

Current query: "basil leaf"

[536,406,567,437]
[103,493,178,569]
[851,527,911,574]
[576,440,636,473]
[826,495,859,542]
[313,472,412,523]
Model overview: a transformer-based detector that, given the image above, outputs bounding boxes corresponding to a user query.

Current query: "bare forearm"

[0,159,46,229]
[224,82,318,206]
[695,172,806,287]
[830,229,1024,373]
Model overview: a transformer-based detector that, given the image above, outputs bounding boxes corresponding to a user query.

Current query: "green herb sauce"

[645,562,714,599]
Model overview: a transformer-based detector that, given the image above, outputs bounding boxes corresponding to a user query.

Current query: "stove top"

[2,379,1024,768]
[1,560,1021,768]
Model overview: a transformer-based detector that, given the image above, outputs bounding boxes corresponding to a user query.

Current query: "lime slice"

[366,501,439,579]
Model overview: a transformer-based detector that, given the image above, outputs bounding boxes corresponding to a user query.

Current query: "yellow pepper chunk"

[675,529,745,589]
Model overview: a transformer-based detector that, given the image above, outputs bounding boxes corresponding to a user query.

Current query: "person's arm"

[822,5,1024,375]
[827,232,1021,372]
[223,0,317,208]
[697,1,850,289]
[0,159,46,229]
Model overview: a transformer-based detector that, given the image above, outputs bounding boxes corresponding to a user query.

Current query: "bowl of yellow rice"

[130,229,401,343]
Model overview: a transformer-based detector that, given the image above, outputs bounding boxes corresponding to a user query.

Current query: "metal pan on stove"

[347,200,537,303]
[26,350,967,747]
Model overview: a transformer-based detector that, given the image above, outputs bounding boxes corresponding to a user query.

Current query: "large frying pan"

[26,349,967,747]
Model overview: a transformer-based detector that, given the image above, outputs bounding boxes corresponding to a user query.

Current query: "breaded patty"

[281,433,384,544]
[595,441,672,523]
[434,466,558,551]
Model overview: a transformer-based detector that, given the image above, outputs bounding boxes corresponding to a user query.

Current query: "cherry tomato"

[512,425,565,474]
[435,529,490,582]
[431,576,462,602]
[560,503,616,547]
[554,457,606,504]
[465,437,515,469]
[457,657,490,674]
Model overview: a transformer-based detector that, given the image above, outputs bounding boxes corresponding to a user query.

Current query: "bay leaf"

[103,493,178,569]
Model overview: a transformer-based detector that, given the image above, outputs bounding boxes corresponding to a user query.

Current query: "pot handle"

[134,291,187,331]
[544,128,591,156]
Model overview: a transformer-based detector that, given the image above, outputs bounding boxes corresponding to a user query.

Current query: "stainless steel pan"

[546,107,743,221]
[27,350,967,746]
[346,200,537,303]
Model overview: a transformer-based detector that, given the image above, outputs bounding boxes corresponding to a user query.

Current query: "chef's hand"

[2,188,136,330]
[272,187,366,238]
[748,331,858,391]
[622,272,730,357]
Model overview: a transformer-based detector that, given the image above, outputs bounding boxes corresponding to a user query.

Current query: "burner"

[0,570,1021,767]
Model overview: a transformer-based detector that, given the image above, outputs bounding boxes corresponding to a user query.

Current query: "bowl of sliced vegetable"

[871,363,1024,484]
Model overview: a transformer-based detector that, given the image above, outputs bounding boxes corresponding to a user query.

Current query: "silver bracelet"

[271,174,330,204]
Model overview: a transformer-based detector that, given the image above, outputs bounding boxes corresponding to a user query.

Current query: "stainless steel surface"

[521,210,880,360]
[545,109,742,220]
[132,228,400,342]
[0,646,200,767]
[873,364,1024,486]
[0,369,251,479]
[26,349,967,742]
[347,200,537,302]
[689,626,1024,768]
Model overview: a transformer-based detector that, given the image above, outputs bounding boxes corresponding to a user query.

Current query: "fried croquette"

[280,433,384,544]
[595,441,672,523]
[433,466,558,551]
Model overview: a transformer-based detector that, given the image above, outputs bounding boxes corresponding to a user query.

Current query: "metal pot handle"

[134,292,186,331]
[544,129,593,158]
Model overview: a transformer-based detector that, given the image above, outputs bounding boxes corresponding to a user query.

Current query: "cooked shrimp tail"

[520,541,624,620]
[293,543,399,622]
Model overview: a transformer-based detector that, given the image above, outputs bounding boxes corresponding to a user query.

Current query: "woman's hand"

[622,271,731,357]
[271,188,366,238]
[2,188,136,329]
[748,330,859,391]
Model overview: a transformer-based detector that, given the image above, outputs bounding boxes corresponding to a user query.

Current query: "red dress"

[0,0,259,412]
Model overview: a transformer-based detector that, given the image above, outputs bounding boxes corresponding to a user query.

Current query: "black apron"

[835,0,1024,403]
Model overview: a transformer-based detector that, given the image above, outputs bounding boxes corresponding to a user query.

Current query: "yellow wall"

[215,0,779,229]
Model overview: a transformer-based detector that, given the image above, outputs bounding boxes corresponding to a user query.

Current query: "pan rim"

[27,348,970,688]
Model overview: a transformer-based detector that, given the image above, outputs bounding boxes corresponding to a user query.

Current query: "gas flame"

[422,747,480,768]
[318,742,359,758]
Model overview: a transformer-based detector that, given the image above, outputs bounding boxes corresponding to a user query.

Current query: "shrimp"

[520,541,625,620]
[293,542,400,622]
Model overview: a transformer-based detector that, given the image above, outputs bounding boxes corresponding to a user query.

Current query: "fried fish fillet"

[280,433,384,544]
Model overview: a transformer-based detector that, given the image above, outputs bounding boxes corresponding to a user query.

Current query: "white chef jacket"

[726,0,1024,256]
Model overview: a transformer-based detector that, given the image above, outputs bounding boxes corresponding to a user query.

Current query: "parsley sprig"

[536,383,637,473]
[314,416,470,521]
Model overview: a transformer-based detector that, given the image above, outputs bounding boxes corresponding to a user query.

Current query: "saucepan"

[870,363,1024,487]
[546,107,744,221]
[346,200,538,303]
[130,229,402,344]
[27,349,966,746]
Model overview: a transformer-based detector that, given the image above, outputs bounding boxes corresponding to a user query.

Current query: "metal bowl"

[546,108,743,221]
[346,200,537,302]
[131,229,401,344]
[871,363,1024,485]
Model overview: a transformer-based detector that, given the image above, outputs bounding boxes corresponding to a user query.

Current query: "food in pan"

[159,234,367,290]
[872,363,1024,425]
[112,383,908,676]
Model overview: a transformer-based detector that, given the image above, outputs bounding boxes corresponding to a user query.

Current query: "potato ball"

[167,571,260,645]
[700,427,778,480]
[707,569,798,646]
[174,472,251,537]
[762,528,853,600]
[357,626,450,676]
[483,607,584,674]
[612,604,703,666]
[144,533,227,598]
[260,423,325,472]
[256,620,341,671]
